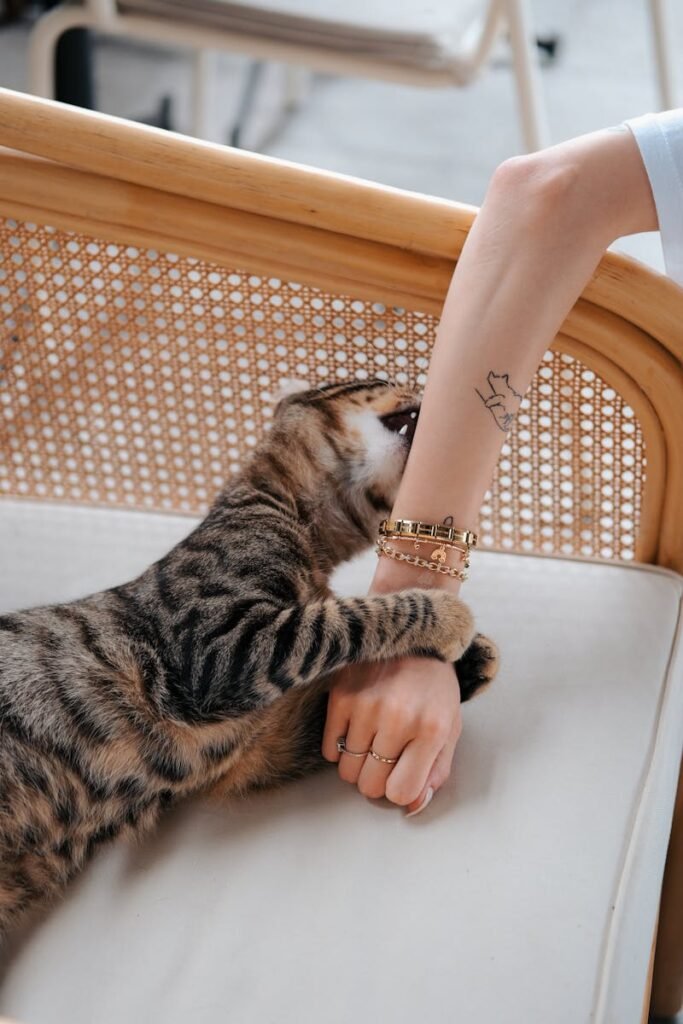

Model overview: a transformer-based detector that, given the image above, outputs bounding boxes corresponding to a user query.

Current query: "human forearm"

[327,124,659,816]
[373,126,657,594]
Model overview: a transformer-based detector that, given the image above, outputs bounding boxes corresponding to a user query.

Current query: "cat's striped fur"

[0,379,498,934]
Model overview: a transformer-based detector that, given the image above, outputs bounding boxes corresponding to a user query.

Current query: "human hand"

[322,655,462,816]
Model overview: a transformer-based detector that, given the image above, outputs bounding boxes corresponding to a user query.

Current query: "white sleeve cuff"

[625,110,683,287]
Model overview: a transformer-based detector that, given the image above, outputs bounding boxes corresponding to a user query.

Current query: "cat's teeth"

[398,424,408,436]
[409,411,417,419]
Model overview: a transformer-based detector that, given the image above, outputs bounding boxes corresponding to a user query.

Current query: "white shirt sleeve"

[624,110,683,286]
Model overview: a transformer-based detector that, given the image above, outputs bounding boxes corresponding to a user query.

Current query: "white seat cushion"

[1,499,682,1024]
[117,0,482,72]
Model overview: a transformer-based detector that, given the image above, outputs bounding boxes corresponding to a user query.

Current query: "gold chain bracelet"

[376,537,469,581]
[383,532,471,568]
[379,517,477,571]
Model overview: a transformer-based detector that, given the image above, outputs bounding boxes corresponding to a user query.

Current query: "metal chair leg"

[191,49,214,139]
[27,2,86,98]
[229,59,266,149]
[283,65,310,112]
[504,0,550,152]
[648,0,677,110]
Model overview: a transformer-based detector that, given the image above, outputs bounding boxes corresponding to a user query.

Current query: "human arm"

[322,126,658,814]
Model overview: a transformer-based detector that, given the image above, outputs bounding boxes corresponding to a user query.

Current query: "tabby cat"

[0,379,498,934]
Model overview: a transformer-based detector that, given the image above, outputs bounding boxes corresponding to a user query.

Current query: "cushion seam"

[591,589,683,1020]
[1,499,682,592]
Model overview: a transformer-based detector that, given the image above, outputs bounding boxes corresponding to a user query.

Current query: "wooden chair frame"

[0,88,682,1018]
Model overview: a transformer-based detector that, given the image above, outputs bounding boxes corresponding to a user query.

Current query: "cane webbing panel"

[0,217,645,561]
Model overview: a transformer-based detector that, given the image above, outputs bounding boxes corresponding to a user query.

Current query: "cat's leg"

[455,633,500,702]
[0,872,27,938]
[190,589,475,720]
[0,859,58,938]
[207,686,329,799]
[209,632,500,799]
[246,632,501,790]
[206,629,498,799]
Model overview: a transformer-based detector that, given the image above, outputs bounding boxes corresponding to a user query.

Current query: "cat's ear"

[502,374,510,383]
[271,378,311,405]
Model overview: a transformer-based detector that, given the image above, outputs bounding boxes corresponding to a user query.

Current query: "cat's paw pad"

[455,633,499,702]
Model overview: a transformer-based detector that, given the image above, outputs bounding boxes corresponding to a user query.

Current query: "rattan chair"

[0,87,682,1022]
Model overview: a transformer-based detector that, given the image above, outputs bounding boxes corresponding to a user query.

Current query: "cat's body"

[0,380,498,934]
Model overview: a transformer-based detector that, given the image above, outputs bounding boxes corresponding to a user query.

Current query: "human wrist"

[370,551,463,596]
[372,518,473,594]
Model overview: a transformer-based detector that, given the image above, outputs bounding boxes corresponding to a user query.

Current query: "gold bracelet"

[379,519,478,548]
[383,532,470,567]
[380,518,476,569]
[375,538,469,581]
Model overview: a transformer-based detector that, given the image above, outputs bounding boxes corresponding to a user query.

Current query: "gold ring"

[369,749,399,765]
[337,737,369,758]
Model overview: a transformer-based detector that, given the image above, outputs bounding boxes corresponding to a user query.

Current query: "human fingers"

[322,667,379,784]
[321,671,353,764]
[381,728,448,809]
[346,662,432,799]
[404,711,462,816]
[354,730,407,800]
[336,713,376,786]
[348,658,459,800]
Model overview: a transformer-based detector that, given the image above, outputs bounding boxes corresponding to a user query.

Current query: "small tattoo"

[475,371,522,433]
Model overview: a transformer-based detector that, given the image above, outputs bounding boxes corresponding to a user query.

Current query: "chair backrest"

[1,88,682,571]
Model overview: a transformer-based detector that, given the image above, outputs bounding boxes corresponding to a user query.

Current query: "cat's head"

[266,379,420,557]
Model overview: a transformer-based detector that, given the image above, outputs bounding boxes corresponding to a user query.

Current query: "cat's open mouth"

[380,406,420,445]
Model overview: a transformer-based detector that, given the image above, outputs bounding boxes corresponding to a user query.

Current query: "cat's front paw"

[423,590,476,663]
[455,632,499,702]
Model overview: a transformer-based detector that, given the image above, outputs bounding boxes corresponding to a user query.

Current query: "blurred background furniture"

[0,88,682,1023]
[3,0,94,108]
[0,0,25,23]
[649,0,678,109]
[25,0,551,150]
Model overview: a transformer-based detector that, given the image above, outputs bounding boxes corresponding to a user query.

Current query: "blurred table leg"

[42,0,94,108]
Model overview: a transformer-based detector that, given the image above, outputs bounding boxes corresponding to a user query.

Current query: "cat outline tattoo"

[475,371,522,433]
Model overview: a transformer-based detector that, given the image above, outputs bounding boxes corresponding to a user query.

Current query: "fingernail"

[405,787,434,818]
